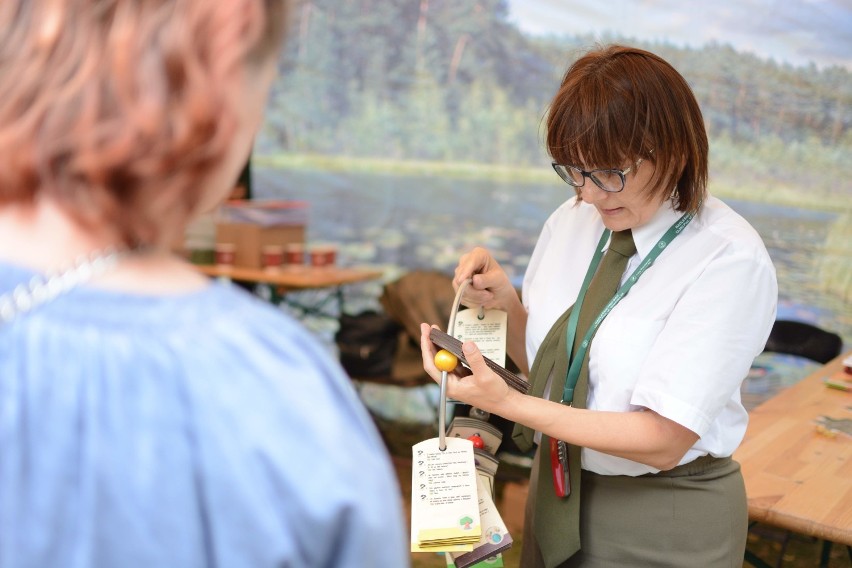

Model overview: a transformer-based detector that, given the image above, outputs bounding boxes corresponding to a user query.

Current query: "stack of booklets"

[410,437,483,552]
[446,458,513,568]
[410,416,514,567]
[446,421,513,568]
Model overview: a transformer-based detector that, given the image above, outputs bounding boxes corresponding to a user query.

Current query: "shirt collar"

[630,200,684,261]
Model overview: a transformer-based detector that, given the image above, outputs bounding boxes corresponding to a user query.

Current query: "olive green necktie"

[512,229,637,568]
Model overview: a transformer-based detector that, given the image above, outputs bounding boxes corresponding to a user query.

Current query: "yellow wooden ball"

[434,349,459,372]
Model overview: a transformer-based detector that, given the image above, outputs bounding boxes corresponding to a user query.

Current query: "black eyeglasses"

[551,158,644,193]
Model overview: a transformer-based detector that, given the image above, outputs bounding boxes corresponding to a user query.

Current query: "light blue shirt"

[0,262,409,568]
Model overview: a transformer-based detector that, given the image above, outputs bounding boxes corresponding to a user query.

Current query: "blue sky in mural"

[506,0,852,70]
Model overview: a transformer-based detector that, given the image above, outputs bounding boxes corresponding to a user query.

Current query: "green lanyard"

[561,212,694,404]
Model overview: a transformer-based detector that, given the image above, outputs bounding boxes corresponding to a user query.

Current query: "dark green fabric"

[512,305,575,452]
[563,457,747,567]
[512,230,636,568]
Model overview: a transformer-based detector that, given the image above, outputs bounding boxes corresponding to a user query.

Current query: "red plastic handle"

[549,437,570,498]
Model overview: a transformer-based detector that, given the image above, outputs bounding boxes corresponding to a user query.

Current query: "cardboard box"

[215,222,306,269]
[213,200,308,269]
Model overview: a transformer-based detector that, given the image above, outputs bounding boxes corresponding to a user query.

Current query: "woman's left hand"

[419,323,516,414]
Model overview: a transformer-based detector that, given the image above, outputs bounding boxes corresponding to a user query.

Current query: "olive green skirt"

[521,452,748,568]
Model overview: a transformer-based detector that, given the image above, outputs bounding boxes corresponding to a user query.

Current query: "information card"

[454,308,508,367]
[411,437,482,552]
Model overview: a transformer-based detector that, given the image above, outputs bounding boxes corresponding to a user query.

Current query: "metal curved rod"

[438,278,471,451]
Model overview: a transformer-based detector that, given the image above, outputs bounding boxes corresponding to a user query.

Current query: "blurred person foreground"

[0,1,408,567]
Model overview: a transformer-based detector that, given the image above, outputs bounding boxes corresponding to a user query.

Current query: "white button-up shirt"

[523,195,778,476]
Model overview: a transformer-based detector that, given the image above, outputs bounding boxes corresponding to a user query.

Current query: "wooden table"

[735,350,852,547]
[194,264,384,318]
[194,264,383,291]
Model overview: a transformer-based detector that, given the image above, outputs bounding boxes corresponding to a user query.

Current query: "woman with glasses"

[0,1,407,566]
[420,45,777,567]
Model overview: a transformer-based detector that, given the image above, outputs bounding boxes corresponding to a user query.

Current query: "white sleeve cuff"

[631,387,712,437]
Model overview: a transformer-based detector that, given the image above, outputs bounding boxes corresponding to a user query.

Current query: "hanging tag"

[447,416,503,455]
[411,437,482,553]
[448,471,514,568]
[453,308,508,367]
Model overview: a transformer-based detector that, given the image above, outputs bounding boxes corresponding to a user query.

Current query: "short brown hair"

[0,0,288,245]
[546,45,708,212]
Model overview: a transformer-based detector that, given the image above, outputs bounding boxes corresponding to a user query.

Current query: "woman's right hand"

[454,247,517,311]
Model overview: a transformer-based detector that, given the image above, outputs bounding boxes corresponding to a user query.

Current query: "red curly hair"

[0,0,287,245]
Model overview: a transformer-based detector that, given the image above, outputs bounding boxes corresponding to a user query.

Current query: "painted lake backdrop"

[251,1,851,348]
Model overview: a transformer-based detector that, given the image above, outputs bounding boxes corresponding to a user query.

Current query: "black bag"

[335,311,401,377]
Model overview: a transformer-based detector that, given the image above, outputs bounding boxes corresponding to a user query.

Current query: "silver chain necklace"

[0,247,129,324]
